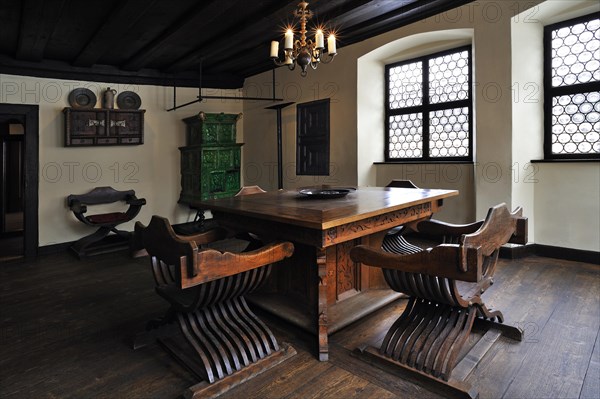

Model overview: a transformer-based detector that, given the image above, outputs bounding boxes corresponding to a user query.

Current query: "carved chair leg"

[132,307,177,350]
[380,298,476,381]
[168,295,281,384]
[70,226,112,257]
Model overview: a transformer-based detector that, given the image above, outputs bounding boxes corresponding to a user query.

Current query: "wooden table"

[196,186,458,361]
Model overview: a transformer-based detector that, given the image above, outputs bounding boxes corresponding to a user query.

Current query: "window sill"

[530,159,599,163]
[374,161,475,165]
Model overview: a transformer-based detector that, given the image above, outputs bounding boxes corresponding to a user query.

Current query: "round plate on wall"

[68,88,97,109]
[116,91,142,110]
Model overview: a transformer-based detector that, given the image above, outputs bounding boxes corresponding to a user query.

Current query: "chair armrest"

[177,227,228,246]
[180,241,295,288]
[127,197,146,207]
[508,216,528,245]
[69,200,87,214]
[350,244,481,283]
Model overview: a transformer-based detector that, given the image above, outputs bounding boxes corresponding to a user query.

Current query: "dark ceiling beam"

[340,0,475,45]
[121,0,237,71]
[72,0,158,67]
[166,0,297,73]
[16,0,67,62]
[0,54,243,89]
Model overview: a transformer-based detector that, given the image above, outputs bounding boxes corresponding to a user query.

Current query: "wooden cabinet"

[63,108,144,146]
[178,112,243,204]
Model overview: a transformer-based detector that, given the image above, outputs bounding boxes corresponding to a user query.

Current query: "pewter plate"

[69,88,96,109]
[116,91,142,110]
[298,189,351,199]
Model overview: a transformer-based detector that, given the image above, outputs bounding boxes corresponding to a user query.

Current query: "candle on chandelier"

[284,53,293,65]
[328,34,336,54]
[270,41,279,58]
[315,29,324,48]
[284,29,294,50]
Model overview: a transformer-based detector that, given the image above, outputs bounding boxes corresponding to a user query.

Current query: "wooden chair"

[350,203,527,398]
[134,215,295,398]
[67,186,146,258]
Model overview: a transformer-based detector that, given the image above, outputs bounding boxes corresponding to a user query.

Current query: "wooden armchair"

[67,186,146,258]
[134,215,295,398]
[350,203,527,398]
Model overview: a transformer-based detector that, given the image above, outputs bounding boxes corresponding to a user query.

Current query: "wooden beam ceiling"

[0,0,474,89]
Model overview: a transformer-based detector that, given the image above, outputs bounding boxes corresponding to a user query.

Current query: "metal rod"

[198,60,203,101]
[166,59,284,111]
[198,95,285,101]
[265,102,295,190]
[166,98,202,112]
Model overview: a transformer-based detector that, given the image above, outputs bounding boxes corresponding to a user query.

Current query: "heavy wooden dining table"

[195,186,458,361]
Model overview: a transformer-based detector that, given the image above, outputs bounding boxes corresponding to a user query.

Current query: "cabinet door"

[109,111,143,144]
[65,110,107,145]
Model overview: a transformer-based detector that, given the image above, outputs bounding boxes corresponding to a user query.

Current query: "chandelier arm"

[319,54,336,64]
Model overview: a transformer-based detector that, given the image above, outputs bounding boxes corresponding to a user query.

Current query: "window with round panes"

[544,13,600,159]
[385,46,472,162]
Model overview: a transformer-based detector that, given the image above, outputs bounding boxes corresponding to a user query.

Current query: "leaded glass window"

[544,13,600,159]
[385,46,472,162]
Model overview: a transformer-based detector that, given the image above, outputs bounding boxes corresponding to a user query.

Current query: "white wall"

[512,0,600,250]
[0,74,243,246]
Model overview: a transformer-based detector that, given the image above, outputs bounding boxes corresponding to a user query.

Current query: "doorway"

[0,104,38,260]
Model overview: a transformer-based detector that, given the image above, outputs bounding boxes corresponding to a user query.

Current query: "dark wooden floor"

[0,251,598,399]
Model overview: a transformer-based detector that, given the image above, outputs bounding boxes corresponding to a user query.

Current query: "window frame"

[543,12,600,160]
[384,45,473,163]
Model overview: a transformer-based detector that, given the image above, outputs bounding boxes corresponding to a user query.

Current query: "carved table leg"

[316,248,329,361]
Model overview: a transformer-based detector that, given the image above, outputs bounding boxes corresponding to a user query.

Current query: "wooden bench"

[67,186,146,258]
[350,203,527,398]
[133,215,296,398]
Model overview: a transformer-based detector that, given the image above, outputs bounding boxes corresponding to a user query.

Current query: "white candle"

[284,29,294,50]
[328,34,336,54]
[315,29,324,48]
[284,53,293,65]
[270,41,279,58]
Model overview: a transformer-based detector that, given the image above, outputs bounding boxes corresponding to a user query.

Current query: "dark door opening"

[0,116,24,259]
[0,104,38,261]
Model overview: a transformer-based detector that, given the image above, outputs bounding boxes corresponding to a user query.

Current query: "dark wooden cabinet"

[63,108,144,146]
[178,112,243,204]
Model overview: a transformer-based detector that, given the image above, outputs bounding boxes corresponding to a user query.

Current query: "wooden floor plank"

[1,252,599,399]
[580,329,600,399]
[465,257,572,398]
[501,267,600,398]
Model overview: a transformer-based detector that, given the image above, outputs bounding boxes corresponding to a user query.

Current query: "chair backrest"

[235,185,266,196]
[67,186,135,207]
[386,179,418,189]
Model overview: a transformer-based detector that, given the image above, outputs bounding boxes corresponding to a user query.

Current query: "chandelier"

[270,1,337,77]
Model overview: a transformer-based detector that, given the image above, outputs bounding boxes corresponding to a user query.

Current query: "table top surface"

[195,186,458,230]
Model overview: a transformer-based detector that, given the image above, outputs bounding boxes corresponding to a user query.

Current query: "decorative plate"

[68,88,97,109]
[116,91,142,110]
[298,188,351,199]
